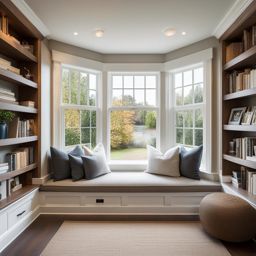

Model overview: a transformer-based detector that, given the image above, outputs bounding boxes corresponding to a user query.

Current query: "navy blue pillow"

[179,145,203,180]
[50,146,84,181]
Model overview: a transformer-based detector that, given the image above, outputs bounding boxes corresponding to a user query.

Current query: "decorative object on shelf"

[21,41,34,54]
[19,100,35,108]
[241,108,254,125]
[228,107,246,125]
[0,110,15,139]
[22,67,33,81]
[228,141,235,155]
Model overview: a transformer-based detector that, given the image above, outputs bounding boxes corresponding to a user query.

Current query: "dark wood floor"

[1,215,256,256]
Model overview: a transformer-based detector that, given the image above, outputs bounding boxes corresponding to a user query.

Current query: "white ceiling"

[24,0,235,54]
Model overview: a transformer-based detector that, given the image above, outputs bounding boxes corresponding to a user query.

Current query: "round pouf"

[199,192,256,242]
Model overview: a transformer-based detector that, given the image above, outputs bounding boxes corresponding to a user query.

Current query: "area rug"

[41,221,231,256]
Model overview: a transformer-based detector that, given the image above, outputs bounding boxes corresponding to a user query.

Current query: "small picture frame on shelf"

[241,109,254,125]
[228,107,247,125]
[251,106,256,125]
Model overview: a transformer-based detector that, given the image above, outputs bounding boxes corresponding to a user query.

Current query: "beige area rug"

[41,221,231,256]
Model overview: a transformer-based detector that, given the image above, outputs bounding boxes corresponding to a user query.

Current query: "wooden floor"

[1,215,256,256]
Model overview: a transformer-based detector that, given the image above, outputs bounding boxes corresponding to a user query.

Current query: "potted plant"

[0,110,15,139]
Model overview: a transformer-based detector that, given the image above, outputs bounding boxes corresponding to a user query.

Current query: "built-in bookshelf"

[0,0,42,208]
[221,1,256,206]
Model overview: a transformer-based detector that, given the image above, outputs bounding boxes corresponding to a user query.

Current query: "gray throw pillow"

[179,145,203,180]
[68,155,85,181]
[82,153,110,180]
[50,146,84,181]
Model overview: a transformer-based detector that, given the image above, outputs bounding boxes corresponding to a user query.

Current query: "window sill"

[109,160,147,171]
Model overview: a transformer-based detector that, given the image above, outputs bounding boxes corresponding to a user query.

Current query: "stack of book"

[0,57,20,75]
[6,147,34,171]
[0,162,8,173]
[232,170,241,188]
[228,68,256,93]
[9,117,35,138]
[232,137,256,160]
[0,87,17,103]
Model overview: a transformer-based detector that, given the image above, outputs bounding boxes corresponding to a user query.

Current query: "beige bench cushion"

[40,172,222,193]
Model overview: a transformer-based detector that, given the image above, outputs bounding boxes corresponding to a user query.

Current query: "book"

[253,174,256,195]
[8,117,19,138]
[0,180,7,201]
[226,42,243,63]
[19,101,35,108]
[243,29,252,51]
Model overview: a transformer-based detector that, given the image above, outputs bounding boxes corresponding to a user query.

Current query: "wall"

[48,36,222,174]
[40,40,51,177]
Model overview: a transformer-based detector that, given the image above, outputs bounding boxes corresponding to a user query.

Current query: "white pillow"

[145,145,180,177]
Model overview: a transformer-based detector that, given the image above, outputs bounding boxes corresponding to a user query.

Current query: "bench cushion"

[40,172,222,193]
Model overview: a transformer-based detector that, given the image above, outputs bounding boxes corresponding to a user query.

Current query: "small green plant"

[0,110,15,123]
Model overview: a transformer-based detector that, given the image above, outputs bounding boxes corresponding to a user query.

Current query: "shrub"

[145,111,156,129]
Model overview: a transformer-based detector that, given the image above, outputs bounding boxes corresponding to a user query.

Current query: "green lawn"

[111,147,147,160]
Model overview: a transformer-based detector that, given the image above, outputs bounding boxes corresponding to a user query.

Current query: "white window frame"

[59,64,101,150]
[107,72,161,170]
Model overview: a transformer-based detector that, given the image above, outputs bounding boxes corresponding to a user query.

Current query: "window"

[172,66,204,148]
[61,66,98,149]
[109,73,159,161]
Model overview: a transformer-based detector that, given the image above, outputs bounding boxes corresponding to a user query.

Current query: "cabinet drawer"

[86,196,121,206]
[124,196,164,206]
[8,200,32,228]
[0,212,7,235]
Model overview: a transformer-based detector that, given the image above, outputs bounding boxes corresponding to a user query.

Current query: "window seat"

[40,172,222,193]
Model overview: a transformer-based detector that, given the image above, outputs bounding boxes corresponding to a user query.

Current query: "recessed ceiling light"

[95,29,104,38]
[73,32,78,36]
[163,28,176,37]
[181,31,187,36]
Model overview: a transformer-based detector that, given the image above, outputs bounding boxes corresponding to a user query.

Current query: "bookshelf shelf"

[0,68,37,88]
[0,101,37,113]
[223,88,256,100]
[224,45,256,71]
[223,154,256,169]
[0,30,37,62]
[0,163,37,182]
[0,136,38,147]
[222,182,256,208]
[0,185,39,210]
[223,124,256,132]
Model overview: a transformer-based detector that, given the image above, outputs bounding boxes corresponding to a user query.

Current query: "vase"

[0,122,7,139]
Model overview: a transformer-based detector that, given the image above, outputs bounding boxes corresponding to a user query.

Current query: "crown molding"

[213,0,254,39]
[11,0,50,37]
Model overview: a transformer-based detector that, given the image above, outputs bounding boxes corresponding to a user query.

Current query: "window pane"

[112,89,122,105]
[184,85,193,105]
[123,89,134,105]
[175,73,182,88]
[91,111,96,127]
[124,76,133,88]
[110,110,156,160]
[195,109,203,128]
[113,76,122,88]
[184,70,192,86]
[62,69,69,104]
[134,89,144,105]
[146,89,156,106]
[81,128,90,144]
[176,111,183,127]
[80,73,88,105]
[65,128,80,146]
[70,70,79,104]
[175,88,182,106]
[91,128,96,148]
[176,128,183,144]
[184,110,193,127]
[65,109,80,128]
[134,76,144,88]
[184,129,193,146]
[195,129,203,146]
[194,83,203,103]
[89,74,97,90]
[194,67,203,84]
[81,110,90,127]
[89,90,96,106]
[146,76,156,88]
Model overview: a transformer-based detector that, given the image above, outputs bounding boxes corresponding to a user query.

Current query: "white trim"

[164,48,213,71]
[11,0,50,37]
[103,63,164,72]
[213,0,254,39]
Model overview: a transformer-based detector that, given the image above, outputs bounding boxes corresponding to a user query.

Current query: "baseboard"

[0,206,40,252]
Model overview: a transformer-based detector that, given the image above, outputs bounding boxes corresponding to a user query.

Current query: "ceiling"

[24,0,235,54]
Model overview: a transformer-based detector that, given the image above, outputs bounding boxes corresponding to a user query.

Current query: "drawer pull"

[96,199,104,203]
[17,210,26,217]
